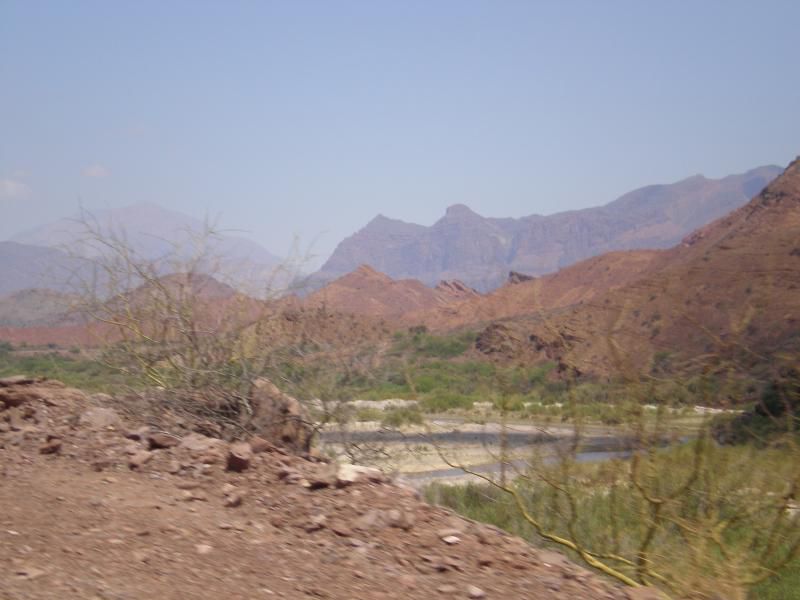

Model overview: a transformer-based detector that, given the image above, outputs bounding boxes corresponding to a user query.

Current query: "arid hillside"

[0,272,393,361]
[473,158,800,377]
[0,289,79,327]
[408,250,665,332]
[306,265,478,322]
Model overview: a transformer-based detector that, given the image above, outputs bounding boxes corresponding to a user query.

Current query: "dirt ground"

[0,378,653,599]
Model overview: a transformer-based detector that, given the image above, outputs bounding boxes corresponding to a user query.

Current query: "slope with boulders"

[0,375,651,599]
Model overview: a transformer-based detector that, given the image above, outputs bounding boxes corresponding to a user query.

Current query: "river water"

[320,421,636,487]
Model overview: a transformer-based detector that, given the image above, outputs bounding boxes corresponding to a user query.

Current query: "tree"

[64,211,330,440]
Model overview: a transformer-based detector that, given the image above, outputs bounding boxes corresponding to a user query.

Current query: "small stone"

[386,509,415,531]
[132,550,150,563]
[181,490,207,502]
[148,432,180,450]
[91,459,112,472]
[398,574,418,589]
[195,543,213,555]
[176,481,202,490]
[223,492,244,508]
[248,435,275,454]
[336,464,384,487]
[124,426,150,441]
[179,433,222,453]
[14,565,45,580]
[353,509,383,531]
[39,436,62,455]
[331,524,353,537]
[128,451,153,470]
[437,528,463,538]
[304,514,327,532]
[307,467,337,490]
[226,442,253,472]
[442,535,460,545]
[79,407,120,429]
[467,585,486,599]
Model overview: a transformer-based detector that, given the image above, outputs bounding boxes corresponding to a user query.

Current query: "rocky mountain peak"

[351,264,391,281]
[315,165,782,292]
[507,271,535,285]
[442,203,481,221]
[434,279,480,299]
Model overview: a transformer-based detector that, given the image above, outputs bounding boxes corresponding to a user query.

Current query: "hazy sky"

[2,1,799,262]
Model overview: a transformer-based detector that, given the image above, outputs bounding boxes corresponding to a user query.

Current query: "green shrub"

[420,390,475,412]
[353,407,383,422]
[381,406,424,428]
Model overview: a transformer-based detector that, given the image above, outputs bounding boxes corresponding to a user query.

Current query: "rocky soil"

[0,376,665,599]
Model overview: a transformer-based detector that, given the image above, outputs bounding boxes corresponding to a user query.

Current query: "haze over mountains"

[11,202,282,266]
[0,163,783,310]
[315,166,782,291]
[2,159,798,382]
[462,159,800,375]
[298,158,800,378]
[1,203,284,297]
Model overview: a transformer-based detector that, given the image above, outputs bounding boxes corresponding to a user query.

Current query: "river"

[319,419,637,487]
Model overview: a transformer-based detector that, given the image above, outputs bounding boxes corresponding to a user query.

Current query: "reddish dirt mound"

[306,265,479,324]
[0,377,648,599]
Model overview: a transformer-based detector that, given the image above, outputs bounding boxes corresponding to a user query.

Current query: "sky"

[2,1,799,264]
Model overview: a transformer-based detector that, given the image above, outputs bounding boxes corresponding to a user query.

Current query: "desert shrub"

[427,436,800,598]
[389,329,475,359]
[381,406,424,428]
[0,353,134,392]
[420,390,475,412]
[353,407,383,422]
[492,393,525,412]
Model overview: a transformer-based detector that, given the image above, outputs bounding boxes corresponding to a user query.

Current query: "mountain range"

[1,203,285,297]
[286,158,800,377]
[500,157,800,376]
[314,166,782,291]
[2,158,798,381]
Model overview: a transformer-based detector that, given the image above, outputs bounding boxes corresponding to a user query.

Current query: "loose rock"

[226,442,253,472]
[79,407,120,429]
[147,432,180,449]
[128,450,153,470]
[467,585,487,598]
[336,464,384,487]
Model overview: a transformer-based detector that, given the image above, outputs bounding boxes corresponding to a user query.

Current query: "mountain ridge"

[314,165,783,291]
[470,159,800,376]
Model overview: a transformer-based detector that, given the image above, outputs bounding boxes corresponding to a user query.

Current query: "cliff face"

[315,166,782,291]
